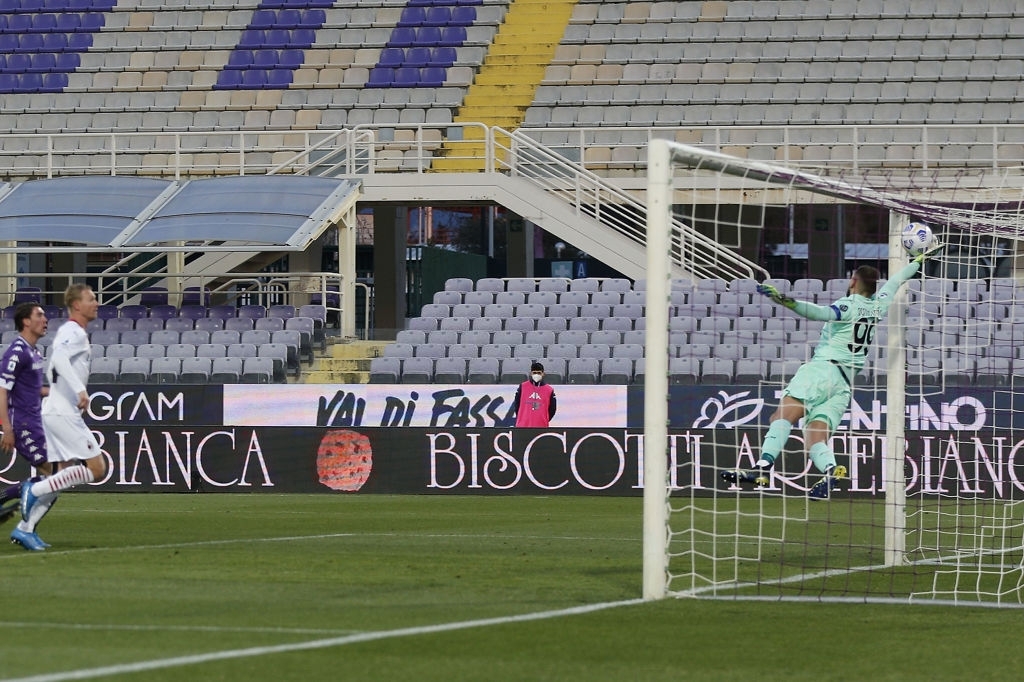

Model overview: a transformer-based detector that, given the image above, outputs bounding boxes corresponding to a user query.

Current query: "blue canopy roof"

[0,175,360,252]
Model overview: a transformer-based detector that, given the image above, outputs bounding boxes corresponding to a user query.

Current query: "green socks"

[759,419,792,465]
[809,441,837,474]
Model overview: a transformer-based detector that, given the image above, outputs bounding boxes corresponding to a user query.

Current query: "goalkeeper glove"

[914,241,945,264]
[756,284,797,310]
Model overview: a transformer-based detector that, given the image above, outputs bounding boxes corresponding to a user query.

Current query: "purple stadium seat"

[241,69,270,88]
[226,50,254,69]
[279,48,303,69]
[379,47,404,67]
[150,304,177,321]
[79,12,104,31]
[17,73,43,92]
[394,67,421,86]
[267,68,292,88]
[67,33,93,51]
[431,46,456,66]
[451,5,477,25]
[437,26,466,47]
[19,34,44,53]
[399,6,426,25]
[417,26,441,44]
[41,72,67,91]
[237,304,267,320]
[30,12,58,32]
[250,9,276,29]
[298,9,325,27]
[405,46,431,67]
[310,287,339,309]
[387,26,416,48]
[215,70,243,89]
[56,52,80,71]
[20,0,43,9]
[7,14,32,33]
[238,29,265,49]
[120,304,148,320]
[182,286,211,307]
[42,32,68,52]
[206,304,235,320]
[140,287,168,306]
[14,287,41,304]
[55,12,81,30]
[291,28,315,47]
[264,29,290,48]
[0,38,22,59]
[424,6,451,26]
[6,52,30,71]
[367,67,395,87]
[253,48,278,68]
[28,53,56,73]
[278,8,301,28]
[420,67,446,87]
[178,305,208,321]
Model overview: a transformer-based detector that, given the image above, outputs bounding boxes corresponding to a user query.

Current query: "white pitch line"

[5,622,356,636]
[0,532,363,559]
[0,531,638,560]
[3,598,645,682]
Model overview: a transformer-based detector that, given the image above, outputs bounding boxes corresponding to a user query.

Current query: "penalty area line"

[3,598,645,682]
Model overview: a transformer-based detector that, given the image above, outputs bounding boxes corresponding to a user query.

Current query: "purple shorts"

[12,420,47,468]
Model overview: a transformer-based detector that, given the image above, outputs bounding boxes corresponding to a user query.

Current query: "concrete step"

[330,340,389,359]
[316,357,371,372]
[300,370,369,384]
[297,339,389,384]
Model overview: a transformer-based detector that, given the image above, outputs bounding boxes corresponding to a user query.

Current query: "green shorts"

[782,360,851,434]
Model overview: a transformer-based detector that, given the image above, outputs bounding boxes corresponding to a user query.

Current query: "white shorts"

[42,412,101,463]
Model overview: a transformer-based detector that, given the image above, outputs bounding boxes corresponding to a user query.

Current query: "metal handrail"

[492,127,769,281]
[3,124,1024,180]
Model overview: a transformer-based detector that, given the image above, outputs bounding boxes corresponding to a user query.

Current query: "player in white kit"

[19,284,107,549]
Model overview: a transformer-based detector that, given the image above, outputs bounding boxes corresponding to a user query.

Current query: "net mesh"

[656,143,1024,607]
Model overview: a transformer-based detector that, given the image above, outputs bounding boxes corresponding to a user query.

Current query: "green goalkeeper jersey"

[795,262,921,376]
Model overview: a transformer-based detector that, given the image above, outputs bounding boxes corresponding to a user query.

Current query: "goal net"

[644,139,1024,607]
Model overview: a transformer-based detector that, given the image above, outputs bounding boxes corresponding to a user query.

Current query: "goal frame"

[642,139,911,600]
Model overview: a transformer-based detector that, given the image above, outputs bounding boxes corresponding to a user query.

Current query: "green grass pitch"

[1,493,1022,681]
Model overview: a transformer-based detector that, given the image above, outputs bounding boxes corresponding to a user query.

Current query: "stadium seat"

[369,357,401,384]
[669,357,699,385]
[209,356,243,382]
[568,357,600,384]
[241,357,274,384]
[258,342,290,381]
[434,357,467,383]
[466,357,500,384]
[89,357,120,384]
[118,357,150,384]
[149,357,182,384]
[400,356,433,383]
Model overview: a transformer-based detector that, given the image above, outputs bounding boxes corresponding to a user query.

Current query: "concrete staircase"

[433,0,578,172]
[298,339,390,384]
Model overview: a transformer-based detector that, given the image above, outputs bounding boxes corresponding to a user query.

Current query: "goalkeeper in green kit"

[721,243,943,499]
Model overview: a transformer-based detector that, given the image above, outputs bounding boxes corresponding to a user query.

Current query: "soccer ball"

[901,222,935,257]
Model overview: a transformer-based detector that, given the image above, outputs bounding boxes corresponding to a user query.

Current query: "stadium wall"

[0,384,1018,497]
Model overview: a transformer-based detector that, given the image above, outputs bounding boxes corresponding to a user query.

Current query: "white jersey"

[42,319,90,417]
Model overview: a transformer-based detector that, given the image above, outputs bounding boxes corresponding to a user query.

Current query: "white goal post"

[644,138,1024,607]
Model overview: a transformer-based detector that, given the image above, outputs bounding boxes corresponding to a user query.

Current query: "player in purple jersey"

[0,303,50,533]
[17,284,107,551]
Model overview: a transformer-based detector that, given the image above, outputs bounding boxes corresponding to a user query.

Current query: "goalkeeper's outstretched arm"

[878,241,944,302]
[756,284,835,322]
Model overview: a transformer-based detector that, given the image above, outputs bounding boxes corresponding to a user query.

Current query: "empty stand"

[376,276,1018,387]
